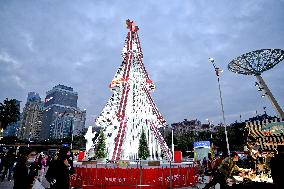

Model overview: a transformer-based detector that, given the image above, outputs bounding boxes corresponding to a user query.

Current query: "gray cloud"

[0,0,284,126]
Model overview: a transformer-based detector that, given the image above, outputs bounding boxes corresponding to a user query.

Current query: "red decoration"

[70,166,197,189]
[174,151,182,163]
[78,151,85,161]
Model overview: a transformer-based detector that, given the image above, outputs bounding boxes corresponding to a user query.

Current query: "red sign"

[78,151,85,161]
[174,151,182,163]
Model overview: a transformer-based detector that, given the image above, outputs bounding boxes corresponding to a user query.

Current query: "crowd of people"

[0,145,283,189]
[197,145,284,189]
[0,146,74,189]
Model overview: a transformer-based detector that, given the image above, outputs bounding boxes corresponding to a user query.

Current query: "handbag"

[32,179,45,189]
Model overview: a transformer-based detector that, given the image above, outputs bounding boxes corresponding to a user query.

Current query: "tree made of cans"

[95,20,172,161]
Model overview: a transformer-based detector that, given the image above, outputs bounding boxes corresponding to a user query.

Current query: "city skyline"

[1,0,284,127]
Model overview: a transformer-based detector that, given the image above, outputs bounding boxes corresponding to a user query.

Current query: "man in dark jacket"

[46,146,73,189]
[270,145,284,189]
[13,147,38,189]
[203,152,240,189]
[1,149,16,181]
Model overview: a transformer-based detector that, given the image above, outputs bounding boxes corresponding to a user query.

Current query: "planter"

[97,158,107,163]
[148,161,160,166]
[82,161,97,165]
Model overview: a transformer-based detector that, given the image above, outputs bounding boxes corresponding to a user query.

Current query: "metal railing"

[70,160,198,189]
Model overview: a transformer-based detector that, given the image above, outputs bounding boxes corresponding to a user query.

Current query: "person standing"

[1,149,16,181]
[270,145,284,189]
[203,152,240,189]
[46,146,73,189]
[0,153,4,174]
[206,154,213,183]
[13,147,38,189]
[37,154,47,182]
[211,152,228,173]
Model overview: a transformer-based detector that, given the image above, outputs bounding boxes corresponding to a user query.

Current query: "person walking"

[13,147,38,189]
[205,154,213,183]
[0,153,4,174]
[37,154,47,182]
[203,152,240,189]
[46,147,73,189]
[1,149,16,182]
[211,152,228,173]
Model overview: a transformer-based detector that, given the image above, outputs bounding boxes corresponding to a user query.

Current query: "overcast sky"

[1,0,284,127]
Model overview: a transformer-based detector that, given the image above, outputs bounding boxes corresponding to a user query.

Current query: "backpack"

[45,160,57,185]
[212,157,222,171]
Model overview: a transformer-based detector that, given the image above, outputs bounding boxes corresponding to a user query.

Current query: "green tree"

[138,129,150,160]
[164,130,178,149]
[0,98,20,130]
[73,132,87,150]
[228,122,246,151]
[212,126,226,152]
[95,130,106,159]
[197,130,211,141]
[176,131,195,155]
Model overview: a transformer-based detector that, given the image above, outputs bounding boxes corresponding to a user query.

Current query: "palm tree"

[0,98,20,130]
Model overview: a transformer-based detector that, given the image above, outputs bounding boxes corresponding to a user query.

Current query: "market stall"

[229,117,284,188]
[246,118,284,151]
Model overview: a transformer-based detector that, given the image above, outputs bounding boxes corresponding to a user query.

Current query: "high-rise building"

[18,93,44,141]
[49,109,86,139]
[27,92,41,102]
[40,84,78,140]
[3,100,21,137]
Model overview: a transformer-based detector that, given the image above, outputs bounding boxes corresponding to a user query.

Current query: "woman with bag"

[46,147,73,189]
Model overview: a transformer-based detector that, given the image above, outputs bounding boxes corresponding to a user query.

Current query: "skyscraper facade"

[18,93,44,141]
[40,84,78,140]
[49,109,86,139]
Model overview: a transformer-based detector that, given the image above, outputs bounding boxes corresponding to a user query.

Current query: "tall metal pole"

[70,115,74,150]
[255,74,284,119]
[28,131,31,147]
[209,58,230,155]
[172,129,174,161]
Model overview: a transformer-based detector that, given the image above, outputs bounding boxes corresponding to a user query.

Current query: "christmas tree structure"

[95,130,106,159]
[95,19,172,161]
[138,129,150,160]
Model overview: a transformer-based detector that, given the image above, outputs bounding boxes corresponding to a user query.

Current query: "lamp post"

[209,57,230,155]
[172,128,174,161]
[69,110,77,150]
[70,117,74,150]
[206,118,212,131]
[28,131,31,147]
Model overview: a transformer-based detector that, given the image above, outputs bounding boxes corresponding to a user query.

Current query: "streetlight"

[209,57,230,155]
[69,112,75,150]
[28,131,31,147]
[172,128,174,161]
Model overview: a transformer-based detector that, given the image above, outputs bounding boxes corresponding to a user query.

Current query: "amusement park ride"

[95,20,172,161]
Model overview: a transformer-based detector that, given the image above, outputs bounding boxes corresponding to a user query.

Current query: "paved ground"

[0,169,50,189]
[0,176,50,189]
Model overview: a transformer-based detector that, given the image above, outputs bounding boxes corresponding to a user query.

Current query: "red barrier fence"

[70,163,198,189]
